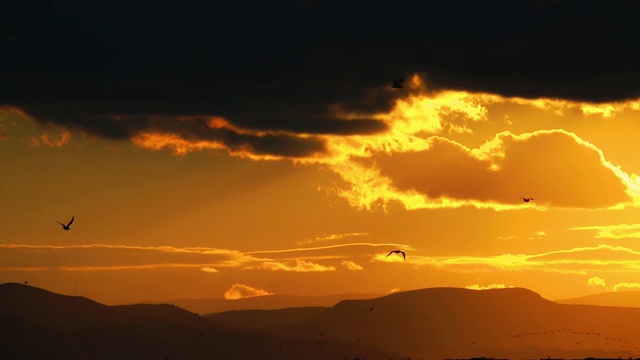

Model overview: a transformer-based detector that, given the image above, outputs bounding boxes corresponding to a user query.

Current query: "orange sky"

[3,77,640,304]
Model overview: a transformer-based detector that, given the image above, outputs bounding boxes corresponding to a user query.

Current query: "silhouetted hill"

[0,283,403,360]
[557,290,640,308]
[7,283,640,360]
[162,293,380,314]
[206,306,327,329]
[270,287,640,360]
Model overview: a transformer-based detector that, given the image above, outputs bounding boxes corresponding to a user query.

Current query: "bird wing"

[386,251,394,257]
[67,216,74,226]
[56,221,65,226]
[401,251,406,259]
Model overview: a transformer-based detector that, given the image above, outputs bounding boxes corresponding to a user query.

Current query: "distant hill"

[0,283,402,360]
[269,287,640,360]
[6,282,640,360]
[557,290,640,308]
[160,293,381,314]
[206,306,327,329]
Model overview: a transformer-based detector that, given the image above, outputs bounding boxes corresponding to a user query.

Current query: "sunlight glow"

[320,84,640,210]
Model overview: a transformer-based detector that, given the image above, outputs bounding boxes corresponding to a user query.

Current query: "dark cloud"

[2,1,639,154]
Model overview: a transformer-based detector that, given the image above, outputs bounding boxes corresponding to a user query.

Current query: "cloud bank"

[4,1,640,161]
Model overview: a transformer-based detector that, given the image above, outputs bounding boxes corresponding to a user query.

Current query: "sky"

[3,0,640,305]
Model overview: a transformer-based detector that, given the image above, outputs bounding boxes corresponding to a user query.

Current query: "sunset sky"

[3,1,640,305]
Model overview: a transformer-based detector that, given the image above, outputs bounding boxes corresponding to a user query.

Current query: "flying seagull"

[57,216,74,231]
[391,77,404,88]
[386,250,406,260]
[521,197,534,203]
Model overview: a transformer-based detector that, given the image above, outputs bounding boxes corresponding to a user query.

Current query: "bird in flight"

[521,197,534,203]
[386,250,406,260]
[391,77,404,88]
[57,216,74,230]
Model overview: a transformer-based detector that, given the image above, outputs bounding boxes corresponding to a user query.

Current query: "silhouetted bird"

[386,250,406,260]
[57,216,74,230]
[391,77,404,88]
[521,197,534,203]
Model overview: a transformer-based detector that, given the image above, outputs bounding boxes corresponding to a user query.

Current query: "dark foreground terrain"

[0,283,401,360]
[3,283,640,359]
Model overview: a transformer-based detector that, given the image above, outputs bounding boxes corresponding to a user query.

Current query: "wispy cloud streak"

[297,232,368,245]
[247,259,336,272]
[0,243,396,273]
[572,223,640,239]
[395,244,640,275]
[342,260,364,271]
[245,242,414,255]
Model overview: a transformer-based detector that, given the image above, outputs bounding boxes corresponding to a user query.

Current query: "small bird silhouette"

[23,281,28,285]
[391,77,404,88]
[386,250,406,260]
[57,216,74,230]
[521,197,534,203]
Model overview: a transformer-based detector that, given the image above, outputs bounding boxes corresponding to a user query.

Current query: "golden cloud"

[583,277,640,292]
[57,264,218,271]
[612,282,640,292]
[0,243,413,273]
[249,259,336,272]
[580,100,640,118]
[342,260,364,271]
[29,130,72,148]
[297,232,368,245]
[528,231,547,240]
[224,283,274,300]
[374,129,635,209]
[130,114,327,160]
[466,284,511,290]
[0,243,266,271]
[572,223,640,239]
[406,244,640,275]
[9,77,640,211]
[587,276,607,288]
[131,132,227,156]
[245,242,414,256]
[316,87,640,210]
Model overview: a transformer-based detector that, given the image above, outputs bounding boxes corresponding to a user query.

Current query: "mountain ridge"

[153,292,382,314]
[0,282,402,360]
[5,283,640,359]
[557,290,640,308]
[270,286,640,359]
